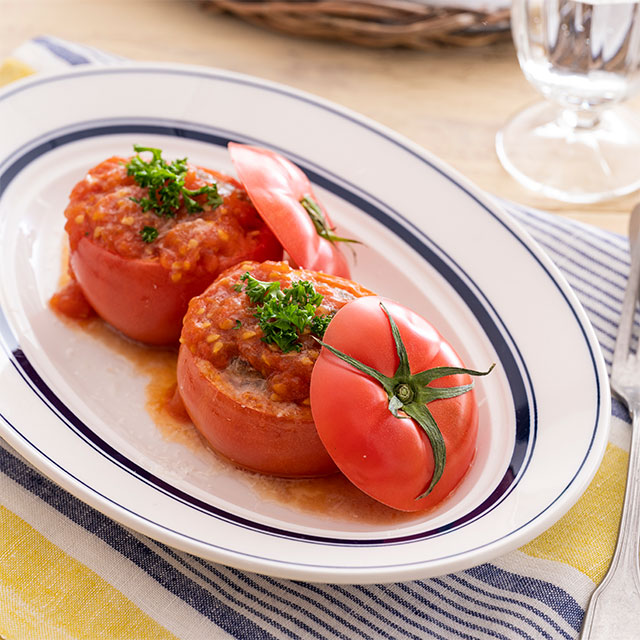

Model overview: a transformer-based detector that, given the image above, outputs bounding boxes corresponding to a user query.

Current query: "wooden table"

[2,0,638,235]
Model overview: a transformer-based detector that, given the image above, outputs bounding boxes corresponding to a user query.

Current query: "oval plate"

[0,64,610,584]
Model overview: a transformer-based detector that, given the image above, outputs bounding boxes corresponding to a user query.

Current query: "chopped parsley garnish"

[236,272,335,353]
[140,225,158,243]
[126,145,223,218]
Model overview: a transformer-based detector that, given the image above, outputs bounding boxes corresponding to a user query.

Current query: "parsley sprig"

[140,226,158,243]
[235,273,334,353]
[126,145,223,219]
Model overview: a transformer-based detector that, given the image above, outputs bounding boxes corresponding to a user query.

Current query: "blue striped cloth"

[0,35,632,639]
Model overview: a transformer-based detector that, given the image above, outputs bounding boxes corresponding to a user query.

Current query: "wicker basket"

[202,0,511,49]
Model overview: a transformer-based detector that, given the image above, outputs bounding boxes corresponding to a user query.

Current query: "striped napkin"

[0,36,632,640]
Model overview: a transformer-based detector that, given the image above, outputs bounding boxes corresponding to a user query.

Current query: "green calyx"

[299,196,361,246]
[317,303,494,500]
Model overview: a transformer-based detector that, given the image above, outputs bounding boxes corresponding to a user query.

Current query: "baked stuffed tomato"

[55,146,282,344]
[176,260,374,477]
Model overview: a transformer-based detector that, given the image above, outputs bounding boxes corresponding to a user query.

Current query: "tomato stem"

[395,383,414,404]
[317,303,494,499]
[300,196,361,246]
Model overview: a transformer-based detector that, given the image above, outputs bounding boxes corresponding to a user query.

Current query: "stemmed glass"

[496,0,640,203]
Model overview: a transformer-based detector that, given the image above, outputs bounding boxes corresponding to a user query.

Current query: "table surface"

[2,0,638,236]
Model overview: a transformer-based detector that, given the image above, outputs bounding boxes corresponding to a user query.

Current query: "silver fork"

[579,204,640,639]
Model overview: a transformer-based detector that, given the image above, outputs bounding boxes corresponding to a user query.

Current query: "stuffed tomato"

[57,148,282,344]
[176,260,374,477]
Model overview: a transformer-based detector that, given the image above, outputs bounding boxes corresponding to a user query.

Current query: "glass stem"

[559,107,601,131]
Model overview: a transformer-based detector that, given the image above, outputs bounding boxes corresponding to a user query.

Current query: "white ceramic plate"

[0,64,610,584]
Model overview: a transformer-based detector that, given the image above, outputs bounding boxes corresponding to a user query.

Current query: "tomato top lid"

[309,296,494,511]
[228,143,355,279]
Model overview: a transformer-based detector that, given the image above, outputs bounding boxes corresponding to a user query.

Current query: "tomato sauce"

[180,260,373,407]
[64,156,278,285]
[49,279,95,319]
[247,472,423,524]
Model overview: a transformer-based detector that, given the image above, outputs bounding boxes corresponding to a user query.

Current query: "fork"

[579,205,640,639]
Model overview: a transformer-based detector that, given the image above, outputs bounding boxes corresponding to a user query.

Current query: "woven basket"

[202,0,511,49]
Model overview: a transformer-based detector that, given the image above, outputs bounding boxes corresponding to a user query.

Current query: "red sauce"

[164,383,192,423]
[247,472,422,524]
[49,279,95,319]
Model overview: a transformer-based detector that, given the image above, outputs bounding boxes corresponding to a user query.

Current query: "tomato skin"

[70,238,212,344]
[228,143,351,278]
[177,345,337,477]
[70,228,281,345]
[310,296,478,512]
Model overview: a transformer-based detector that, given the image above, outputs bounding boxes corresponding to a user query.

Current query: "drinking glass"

[496,0,640,203]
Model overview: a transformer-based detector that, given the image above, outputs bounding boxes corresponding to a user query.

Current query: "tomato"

[61,155,282,345]
[176,260,374,477]
[228,143,354,278]
[310,296,492,512]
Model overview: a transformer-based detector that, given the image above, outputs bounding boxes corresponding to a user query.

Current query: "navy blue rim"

[0,67,601,561]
